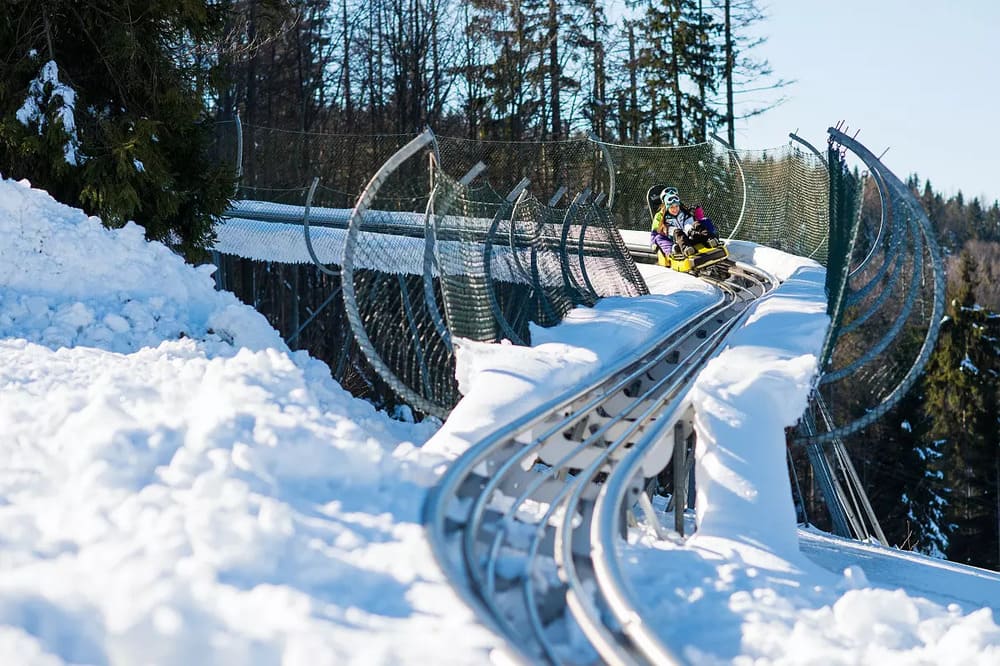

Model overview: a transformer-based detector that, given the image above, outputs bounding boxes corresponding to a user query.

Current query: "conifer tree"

[0,0,235,256]
[924,251,1000,568]
[635,0,721,143]
[896,390,951,558]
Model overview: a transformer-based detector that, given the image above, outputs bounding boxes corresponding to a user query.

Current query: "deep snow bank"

[0,178,496,665]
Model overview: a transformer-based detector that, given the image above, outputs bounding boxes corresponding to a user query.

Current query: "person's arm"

[652,209,666,234]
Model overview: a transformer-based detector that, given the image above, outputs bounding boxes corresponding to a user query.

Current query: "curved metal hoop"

[799,128,946,445]
[342,129,450,418]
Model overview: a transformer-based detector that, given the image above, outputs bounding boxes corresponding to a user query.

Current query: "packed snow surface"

[0,177,997,664]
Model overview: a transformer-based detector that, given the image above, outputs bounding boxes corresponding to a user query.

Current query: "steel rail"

[460,287,736,616]
[557,266,771,665]
[589,266,771,664]
[469,281,744,663]
[556,288,757,665]
[425,262,774,664]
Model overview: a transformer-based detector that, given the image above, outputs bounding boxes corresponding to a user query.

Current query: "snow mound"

[0,178,496,664]
[0,178,282,353]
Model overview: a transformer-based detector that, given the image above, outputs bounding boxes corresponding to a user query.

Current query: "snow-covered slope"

[0,178,496,665]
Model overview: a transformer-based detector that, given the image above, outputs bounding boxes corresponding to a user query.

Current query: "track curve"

[424,263,776,664]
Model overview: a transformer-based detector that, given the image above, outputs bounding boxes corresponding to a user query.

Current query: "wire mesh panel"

[574,204,649,299]
[427,169,509,343]
[215,124,947,442]
[800,128,945,444]
[238,123,420,197]
[342,131,459,418]
[596,139,830,265]
[434,135,608,204]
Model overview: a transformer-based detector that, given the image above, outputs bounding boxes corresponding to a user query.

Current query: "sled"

[645,184,731,276]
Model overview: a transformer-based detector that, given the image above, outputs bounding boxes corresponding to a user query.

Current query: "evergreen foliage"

[835,175,1000,570]
[637,0,722,143]
[928,252,999,568]
[887,248,1000,569]
[846,340,951,558]
[0,0,235,255]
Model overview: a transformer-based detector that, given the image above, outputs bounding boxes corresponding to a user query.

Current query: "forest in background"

[0,0,785,251]
[220,0,786,146]
[0,1,998,570]
[836,177,1000,571]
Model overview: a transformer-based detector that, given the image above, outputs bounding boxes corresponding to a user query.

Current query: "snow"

[16,61,81,166]
[961,353,979,374]
[0,176,998,664]
[0,178,496,664]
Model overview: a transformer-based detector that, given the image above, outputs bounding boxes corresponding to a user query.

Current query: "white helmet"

[660,187,680,207]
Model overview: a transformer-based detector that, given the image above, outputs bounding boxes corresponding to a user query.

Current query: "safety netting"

[434,135,608,206]
[428,172,648,347]
[336,134,650,417]
[595,138,830,264]
[801,129,945,444]
[209,184,386,408]
[212,124,655,417]
[210,121,943,435]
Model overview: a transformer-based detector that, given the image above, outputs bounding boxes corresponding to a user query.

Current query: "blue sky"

[736,1,999,204]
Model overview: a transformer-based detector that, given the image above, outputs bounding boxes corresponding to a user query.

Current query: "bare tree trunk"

[244,1,259,183]
[376,2,384,133]
[627,21,639,141]
[697,0,706,141]
[431,0,441,123]
[548,0,561,139]
[512,1,525,140]
[670,21,683,142]
[342,0,353,127]
[462,3,477,138]
[724,0,735,147]
[295,15,307,132]
[591,6,605,137]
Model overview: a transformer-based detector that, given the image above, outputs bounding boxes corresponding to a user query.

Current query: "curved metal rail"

[424,263,775,664]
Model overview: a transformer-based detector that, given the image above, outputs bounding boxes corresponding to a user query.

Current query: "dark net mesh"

[801,129,945,444]
[598,139,830,265]
[434,135,608,204]
[213,125,949,433]
[341,133,459,418]
[427,170,508,344]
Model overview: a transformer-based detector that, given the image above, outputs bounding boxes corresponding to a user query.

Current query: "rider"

[651,187,719,258]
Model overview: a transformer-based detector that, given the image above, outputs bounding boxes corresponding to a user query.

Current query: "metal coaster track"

[424,264,775,664]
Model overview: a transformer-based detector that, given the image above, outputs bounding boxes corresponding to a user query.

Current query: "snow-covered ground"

[0,177,998,664]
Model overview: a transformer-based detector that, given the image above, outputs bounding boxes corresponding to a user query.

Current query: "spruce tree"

[896,390,951,558]
[925,251,1000,568]
[635,0,721,143]
[0,0,235,256]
